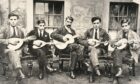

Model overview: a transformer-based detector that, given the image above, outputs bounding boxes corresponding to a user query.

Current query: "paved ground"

[0,60,140,84]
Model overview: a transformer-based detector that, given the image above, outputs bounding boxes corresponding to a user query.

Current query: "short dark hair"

[65,16,74,22]
[91,17,101,23]
[121,18,130,26]
[37,20,46,25]
[8,12,19,19]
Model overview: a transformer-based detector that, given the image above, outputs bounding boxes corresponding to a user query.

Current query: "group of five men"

[0,12,140,83]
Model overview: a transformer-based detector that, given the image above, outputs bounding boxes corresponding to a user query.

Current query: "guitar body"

[88,39,101,47]
[7,36,36,50]
[33,40,51,49]
[108,38,128,52]
[116,39,127,49]
[108,44,115,52]
[53,34,76,49]
[7,38,24,50]
[53,40,68,49]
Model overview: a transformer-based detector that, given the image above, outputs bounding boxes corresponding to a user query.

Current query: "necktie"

[40,30,42,37]
[13,27,16,37]
[95,29,98,40]
[123,31,128,39]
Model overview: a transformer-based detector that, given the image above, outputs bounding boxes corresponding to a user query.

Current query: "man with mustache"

[51,16,83,79]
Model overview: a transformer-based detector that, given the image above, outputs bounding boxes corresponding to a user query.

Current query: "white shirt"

[10,26,17,36]
[65,26,72,34]
[38,29,44,37]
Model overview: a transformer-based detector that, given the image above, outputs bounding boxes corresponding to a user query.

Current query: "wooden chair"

[21,44,56,78]
[83,45,136,83]
[57,45,84,72]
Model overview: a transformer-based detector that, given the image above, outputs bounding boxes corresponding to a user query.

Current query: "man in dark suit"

[27,20,55,80]
[51,16,83,79]
[80,17,109,82]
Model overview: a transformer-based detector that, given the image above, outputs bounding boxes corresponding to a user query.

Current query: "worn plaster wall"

[10,0,26,28]
[0,0,9,26]
[0,0,26,28]
[0,0,140,37]
[67,0,105,35]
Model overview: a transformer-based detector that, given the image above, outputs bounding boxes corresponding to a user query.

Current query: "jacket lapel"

[90,28,94,38]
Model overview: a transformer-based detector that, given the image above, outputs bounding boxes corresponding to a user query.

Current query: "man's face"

[121,22,130,32]
[38,23,45,30]
[9,16,18,27]
[65,19,73,28]
[92,19,101,29]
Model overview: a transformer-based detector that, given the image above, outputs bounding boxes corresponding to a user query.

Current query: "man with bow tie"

[27,20,56,80]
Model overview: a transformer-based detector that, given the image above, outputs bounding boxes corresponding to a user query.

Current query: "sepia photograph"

[0,0,140,84]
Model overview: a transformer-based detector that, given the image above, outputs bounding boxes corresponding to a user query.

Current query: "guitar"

[87,39,109,47]
[33,40,53,49]
[108,38,134,52]
[53,34,79,49]
[7,36,36,50]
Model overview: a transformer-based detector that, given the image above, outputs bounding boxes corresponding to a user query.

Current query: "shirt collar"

[65,25,72,33]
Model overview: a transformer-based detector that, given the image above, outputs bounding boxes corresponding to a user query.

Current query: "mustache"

[66,25,71,27]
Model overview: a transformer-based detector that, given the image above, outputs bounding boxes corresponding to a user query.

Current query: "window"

[34,0,64,29]
[109,3,138,32]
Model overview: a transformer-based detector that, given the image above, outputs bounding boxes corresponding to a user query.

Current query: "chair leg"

[132,60,135,76]
[2,64,6,76]
[89,71,95,83]
[59,60,64,71]
[129,59,135,76]
[27,61,33,78]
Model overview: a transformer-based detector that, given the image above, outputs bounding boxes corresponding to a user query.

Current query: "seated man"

[79,17,110,81]
[51,16,83,79]
[0,12,34,78]
[27,20,56,80]
[112,19,140,80]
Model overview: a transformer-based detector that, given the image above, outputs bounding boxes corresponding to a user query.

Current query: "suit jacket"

[0,25,25,57]
[117,29,140,63]
[51,26,76,42]
[0,25,25,43]
[80,28,110,47]
[27,27,50,50]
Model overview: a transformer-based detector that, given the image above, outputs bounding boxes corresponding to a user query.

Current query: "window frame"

[109,2,138,32]
[34,0,64,29]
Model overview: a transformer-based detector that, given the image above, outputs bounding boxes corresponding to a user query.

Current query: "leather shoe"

[46,66,57,72]
[70,71,76,79]
[38,72,44,80]
[96,69,101,76]
[89,72,94,83]
[112,79,118,84]
[116,68,122,77]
